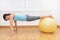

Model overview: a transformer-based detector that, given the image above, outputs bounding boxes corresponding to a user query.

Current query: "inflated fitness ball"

[39,18,57,33]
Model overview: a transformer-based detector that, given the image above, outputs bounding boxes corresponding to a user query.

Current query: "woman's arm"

[10,13,14,32]
[14,21,18,31]
[14,21,17,27]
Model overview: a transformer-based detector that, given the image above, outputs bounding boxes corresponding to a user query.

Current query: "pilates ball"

[39,18,57,33]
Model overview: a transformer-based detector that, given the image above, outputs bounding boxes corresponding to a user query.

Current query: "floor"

[0,27,60,40]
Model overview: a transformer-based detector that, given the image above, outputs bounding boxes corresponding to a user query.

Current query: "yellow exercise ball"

[39,17,57,33]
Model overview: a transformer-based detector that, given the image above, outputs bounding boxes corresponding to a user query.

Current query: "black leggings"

[26,15,40,21]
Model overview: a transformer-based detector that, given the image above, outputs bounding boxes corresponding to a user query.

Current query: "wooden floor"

[0,27,60,40]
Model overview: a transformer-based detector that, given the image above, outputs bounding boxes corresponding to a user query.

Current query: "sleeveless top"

[13,14,27,21]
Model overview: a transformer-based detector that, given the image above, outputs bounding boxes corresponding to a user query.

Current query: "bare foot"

[48,15,53,18]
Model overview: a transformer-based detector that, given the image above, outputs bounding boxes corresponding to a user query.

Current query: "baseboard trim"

[0,25,38,28]
[0,25,59,28]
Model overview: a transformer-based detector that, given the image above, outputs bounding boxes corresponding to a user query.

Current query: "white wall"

[0,0,25,11]
[0,0,60,26]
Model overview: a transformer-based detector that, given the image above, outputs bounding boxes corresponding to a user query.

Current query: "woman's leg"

[26,15,53,21]
[26,15,40,21]
[40,15,53,19]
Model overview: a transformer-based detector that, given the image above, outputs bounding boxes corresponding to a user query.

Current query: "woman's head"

[3,13,11,21]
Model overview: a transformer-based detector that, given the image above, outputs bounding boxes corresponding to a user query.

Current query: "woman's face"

[5,16,10,21]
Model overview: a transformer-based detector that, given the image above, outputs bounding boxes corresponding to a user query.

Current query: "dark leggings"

[26,15,40,21]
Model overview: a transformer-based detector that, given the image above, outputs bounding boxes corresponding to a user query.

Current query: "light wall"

[0,0,59,26]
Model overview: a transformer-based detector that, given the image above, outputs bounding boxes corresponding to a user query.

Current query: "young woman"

[3,13,52,33]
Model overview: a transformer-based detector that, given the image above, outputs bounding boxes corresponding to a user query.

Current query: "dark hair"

[3,13,11,21]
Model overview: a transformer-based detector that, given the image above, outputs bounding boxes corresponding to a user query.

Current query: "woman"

[3,12,52,33]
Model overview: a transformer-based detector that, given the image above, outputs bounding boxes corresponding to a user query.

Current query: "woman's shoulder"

[10,13,15,17]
